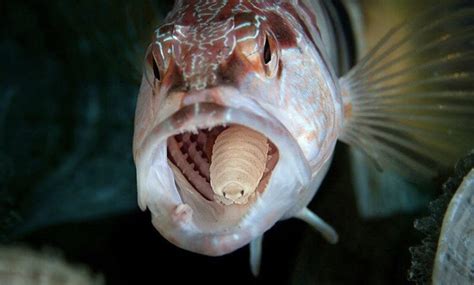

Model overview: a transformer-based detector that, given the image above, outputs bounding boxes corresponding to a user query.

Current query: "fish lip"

[135,98,311,255]
[139,100,312,189]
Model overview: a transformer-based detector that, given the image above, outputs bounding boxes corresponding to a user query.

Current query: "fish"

[132,0,474,275]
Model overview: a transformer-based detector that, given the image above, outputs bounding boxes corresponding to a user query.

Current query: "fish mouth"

[136,99,311,255]
[166,125,279,205]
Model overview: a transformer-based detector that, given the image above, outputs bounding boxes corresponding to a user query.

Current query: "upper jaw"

[135,90,311,255]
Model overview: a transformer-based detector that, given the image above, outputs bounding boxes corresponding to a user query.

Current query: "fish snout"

[180,87,225,107]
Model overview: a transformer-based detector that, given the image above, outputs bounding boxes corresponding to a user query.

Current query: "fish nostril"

[240,190,244,196]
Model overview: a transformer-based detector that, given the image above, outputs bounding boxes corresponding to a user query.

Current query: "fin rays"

[347,6,474,82]
[351,50,474,93]
[340,0,474,180]
[352,29,474,87]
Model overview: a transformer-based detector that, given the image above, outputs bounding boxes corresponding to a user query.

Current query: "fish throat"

[167,125,279,205]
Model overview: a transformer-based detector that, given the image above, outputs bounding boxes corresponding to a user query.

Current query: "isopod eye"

[262,34,278,77]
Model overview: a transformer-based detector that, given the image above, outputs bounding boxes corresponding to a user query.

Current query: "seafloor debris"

[409,152,474,285]
[0,246,104,285]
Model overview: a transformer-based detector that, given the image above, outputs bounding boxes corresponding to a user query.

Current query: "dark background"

[0,1,460,284]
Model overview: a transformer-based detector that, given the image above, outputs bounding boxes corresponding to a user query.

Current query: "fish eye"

[144,44,164,87]
[152,56,161,81]
[262,34,278,77]
[263,36,272,64]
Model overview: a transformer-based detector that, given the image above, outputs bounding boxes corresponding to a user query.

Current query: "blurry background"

[0,0,470,284]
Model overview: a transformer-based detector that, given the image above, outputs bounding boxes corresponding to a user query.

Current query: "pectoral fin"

[249,235,263,277]
[294,207,338,244]
[340,1,474,182]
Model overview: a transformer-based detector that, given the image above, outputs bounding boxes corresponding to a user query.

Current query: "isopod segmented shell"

[210,125,268,205]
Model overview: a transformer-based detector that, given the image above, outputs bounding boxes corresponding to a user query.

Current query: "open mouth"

[167,124,279,205]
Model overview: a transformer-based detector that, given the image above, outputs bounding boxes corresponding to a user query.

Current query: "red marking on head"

[265,11,297,48]
[151,0,319,91]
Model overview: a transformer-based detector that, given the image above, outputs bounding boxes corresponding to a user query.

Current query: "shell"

[432,169,474,284]
[0,246,104,285]
[210,125,268,205]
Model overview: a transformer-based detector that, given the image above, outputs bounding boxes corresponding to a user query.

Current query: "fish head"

[133,4,342,256]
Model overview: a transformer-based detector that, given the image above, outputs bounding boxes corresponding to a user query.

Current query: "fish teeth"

[210,125,268,205]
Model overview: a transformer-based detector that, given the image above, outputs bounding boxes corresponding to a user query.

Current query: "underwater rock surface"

[433,168,474,284]
[0,246,104,285]
[409,152,474,285]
